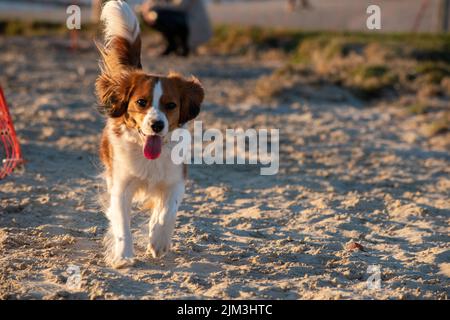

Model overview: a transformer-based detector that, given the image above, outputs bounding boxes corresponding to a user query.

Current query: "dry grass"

[286,33,450,100]
[203,25,449,102]
[206,25,449,136]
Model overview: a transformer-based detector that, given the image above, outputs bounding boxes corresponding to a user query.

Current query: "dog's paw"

[147,230,172,258]
[110,256,136,269]
[103,231,135,268]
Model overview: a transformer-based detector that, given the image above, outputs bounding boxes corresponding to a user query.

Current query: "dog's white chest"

[130,147,182,185]
[109,128,183,186]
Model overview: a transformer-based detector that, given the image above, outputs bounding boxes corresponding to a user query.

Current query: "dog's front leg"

[106,176,137,268]
[148,182,185,258]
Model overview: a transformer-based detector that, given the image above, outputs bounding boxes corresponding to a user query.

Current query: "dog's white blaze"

[152,80,163,108]
[142,80,168,136]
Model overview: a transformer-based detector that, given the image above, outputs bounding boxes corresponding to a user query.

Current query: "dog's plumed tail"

[97,0,142,75]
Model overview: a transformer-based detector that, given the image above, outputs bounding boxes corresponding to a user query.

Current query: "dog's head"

[96,70,204,156]
[95,0,204,160]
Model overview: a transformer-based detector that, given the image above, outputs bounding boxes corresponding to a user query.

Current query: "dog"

[95,0,204,268]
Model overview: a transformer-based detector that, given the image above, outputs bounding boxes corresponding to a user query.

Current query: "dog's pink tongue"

[143,135,162,160]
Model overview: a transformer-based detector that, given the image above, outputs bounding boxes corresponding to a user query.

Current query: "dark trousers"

[146,8,189,56]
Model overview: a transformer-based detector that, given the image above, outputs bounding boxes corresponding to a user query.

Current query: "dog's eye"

[165,102,177,110]
[136,99,147,108]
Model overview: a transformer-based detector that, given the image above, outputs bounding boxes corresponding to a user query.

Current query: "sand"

[0,35,448,299]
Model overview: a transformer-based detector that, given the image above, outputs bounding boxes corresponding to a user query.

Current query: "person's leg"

[177,21,190,56]
[162,32,177,56]
[142,9,177,55]
[142,8,189,56]
[159,10,189,57]
[156,9,188,56]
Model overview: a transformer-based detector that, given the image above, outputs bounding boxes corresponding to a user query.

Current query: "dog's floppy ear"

[95,71,133,118]
[169,73,205,125]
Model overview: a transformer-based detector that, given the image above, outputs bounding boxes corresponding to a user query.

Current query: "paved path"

[209,0,442,33]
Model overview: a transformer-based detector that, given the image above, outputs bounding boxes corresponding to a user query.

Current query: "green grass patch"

[352,65,389,79]
[408,102,430,115]
[347,64,398,99]
[414,61,450,84]
[0,19,100,36]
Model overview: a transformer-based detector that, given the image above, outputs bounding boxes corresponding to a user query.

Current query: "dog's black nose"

[151,120,164,133]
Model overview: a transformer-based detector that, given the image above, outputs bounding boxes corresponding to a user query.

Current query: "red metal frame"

[0,86,23,179]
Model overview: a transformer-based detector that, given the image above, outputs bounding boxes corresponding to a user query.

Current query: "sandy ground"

[0,35,449,300]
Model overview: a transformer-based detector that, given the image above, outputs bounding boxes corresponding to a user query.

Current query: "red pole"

[0,86,24,179]
[71,27,79,52]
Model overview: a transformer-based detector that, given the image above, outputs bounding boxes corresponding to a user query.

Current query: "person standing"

[141,0,212,56]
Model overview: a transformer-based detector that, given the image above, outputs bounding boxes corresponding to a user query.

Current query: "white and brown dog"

[95,0,204,268]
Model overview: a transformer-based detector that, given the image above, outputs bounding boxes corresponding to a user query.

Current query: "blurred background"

[0,0,449,32]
